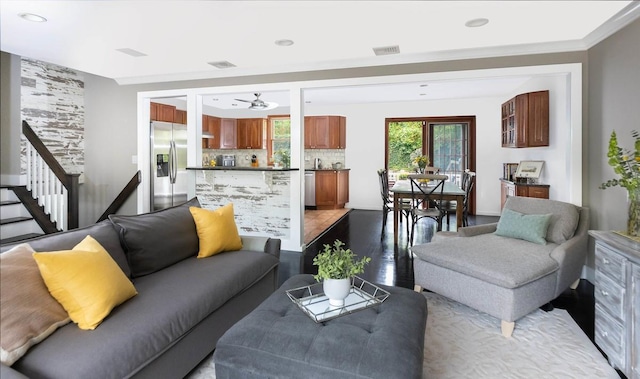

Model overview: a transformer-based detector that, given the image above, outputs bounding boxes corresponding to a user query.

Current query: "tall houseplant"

[600,130,640,237]
[313,240,371,306]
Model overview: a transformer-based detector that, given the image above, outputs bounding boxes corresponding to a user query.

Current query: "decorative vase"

[628,188,640,237]
[323,278,351,307]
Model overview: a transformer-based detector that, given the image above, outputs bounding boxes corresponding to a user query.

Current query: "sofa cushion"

[33,236,137,330]
[190,203,243,258]
[495,208,551,245]
[0,220,131,277]
[411,233,559,289]
[0,244,70,366]
[503,197,579,244]
[109,197,200,277]
[12,249,279,379]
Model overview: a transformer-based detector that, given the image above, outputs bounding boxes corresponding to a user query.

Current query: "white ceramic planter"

[323,278,352,307]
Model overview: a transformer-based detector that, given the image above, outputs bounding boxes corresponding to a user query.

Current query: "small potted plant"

[313,240,371,306]
[273,149,290,168]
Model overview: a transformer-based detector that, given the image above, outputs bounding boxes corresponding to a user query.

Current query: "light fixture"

[234,93,278,111]
[465,18,489,28]
[19,13,47,22]
[275,39,294,47]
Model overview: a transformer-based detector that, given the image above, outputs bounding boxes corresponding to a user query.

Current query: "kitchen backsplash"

[202,148,346,169]
[304,149,345,169]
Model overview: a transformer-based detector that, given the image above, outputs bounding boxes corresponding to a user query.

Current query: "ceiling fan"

[234,93,278,111]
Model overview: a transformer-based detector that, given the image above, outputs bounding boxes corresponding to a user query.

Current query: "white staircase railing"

[25,144,68,231]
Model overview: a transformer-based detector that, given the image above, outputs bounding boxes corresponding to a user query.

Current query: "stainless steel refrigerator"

[151,121,188,211]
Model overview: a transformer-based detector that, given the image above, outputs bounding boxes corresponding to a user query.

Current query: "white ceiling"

[2,1,639,108]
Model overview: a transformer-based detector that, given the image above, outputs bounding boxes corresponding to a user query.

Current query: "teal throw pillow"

[495,208,552,245]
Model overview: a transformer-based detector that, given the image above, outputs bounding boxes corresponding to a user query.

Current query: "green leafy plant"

[273,149,290,168]
[312,240,371,281]
[600,130,640,191]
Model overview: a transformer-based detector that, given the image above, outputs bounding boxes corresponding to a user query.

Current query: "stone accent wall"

[194,170,291,238]
[20,58,84,175]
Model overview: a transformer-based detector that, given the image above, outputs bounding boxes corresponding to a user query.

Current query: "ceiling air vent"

[373,45,400,56]
[208,61,237,69]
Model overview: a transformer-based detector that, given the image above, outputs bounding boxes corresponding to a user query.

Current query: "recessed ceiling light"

[275,39,294,47]
[19,13,47,22]
[465,18,489,28]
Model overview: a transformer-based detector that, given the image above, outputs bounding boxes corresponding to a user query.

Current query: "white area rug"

[188,292,619,379]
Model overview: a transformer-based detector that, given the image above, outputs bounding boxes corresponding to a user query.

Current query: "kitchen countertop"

[187,167,299,171]
[304,168,350,171]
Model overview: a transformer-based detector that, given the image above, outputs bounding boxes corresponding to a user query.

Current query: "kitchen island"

[187,167,299,239]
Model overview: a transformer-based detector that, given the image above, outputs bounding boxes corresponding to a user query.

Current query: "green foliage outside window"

[388,121,422,171]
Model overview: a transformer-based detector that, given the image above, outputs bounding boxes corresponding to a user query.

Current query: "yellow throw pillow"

[32,236,137,330]
[189,204,243,258]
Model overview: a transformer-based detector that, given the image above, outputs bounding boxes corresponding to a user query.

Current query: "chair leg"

[501,320,515,337]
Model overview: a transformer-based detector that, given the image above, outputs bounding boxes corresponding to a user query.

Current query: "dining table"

[390,180,466,244]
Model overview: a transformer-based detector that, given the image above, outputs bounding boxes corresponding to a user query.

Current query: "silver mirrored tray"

[286,276,390,323]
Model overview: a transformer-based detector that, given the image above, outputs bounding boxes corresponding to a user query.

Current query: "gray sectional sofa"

[0,198,280,379]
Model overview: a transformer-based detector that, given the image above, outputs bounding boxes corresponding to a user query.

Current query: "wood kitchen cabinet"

[305,116,346,149]
[237,118,265,149]
[202,115,221,149]
[589,231,640,379]
[150,102,178,123]
[500,179,549,209]
[174,109,187,124]
[219,118,237,149]
[315,170,349,210]
[501,90,549,148]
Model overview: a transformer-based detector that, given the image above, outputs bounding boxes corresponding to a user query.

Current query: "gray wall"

[587,18,640,232]
[0,52,22,184]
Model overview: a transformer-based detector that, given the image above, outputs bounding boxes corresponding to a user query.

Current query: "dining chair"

[377,169,411,237]
[443,170,476,228]
[416,166,440,174]
[407,174,448,245]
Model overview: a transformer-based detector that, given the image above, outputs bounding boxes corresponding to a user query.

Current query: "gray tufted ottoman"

[213,274,427,379]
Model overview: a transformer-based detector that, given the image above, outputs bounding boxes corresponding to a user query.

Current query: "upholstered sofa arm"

[457,223,498,237]
[549,208,589,295]
[1,364,29,379]
[241,236,281,259]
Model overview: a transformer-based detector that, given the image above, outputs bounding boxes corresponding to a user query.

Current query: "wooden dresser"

[589,230,640,379]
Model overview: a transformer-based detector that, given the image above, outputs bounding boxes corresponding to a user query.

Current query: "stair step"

[0,216,34,225]
[0,200,21,206]
[0,233,44,246]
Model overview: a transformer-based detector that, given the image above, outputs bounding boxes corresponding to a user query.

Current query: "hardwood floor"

[303,209,598,346]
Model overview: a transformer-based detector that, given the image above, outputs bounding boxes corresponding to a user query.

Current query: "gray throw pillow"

[109,197,200,277]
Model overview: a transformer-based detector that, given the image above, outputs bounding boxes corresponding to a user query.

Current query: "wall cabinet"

[315,170,349,210]
[237,118,265,149]
[202,115,221,149]
[219,119,237,149]
[589,231,640,379]
[499,179,549,209]
[305,116,346,149]
[150,102,180,123]
[501,90,549,148]
[174,109,187,125]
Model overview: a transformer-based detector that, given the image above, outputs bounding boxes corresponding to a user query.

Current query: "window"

[267,116,290,164]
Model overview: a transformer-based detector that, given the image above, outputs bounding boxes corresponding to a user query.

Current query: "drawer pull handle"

[600,289,609,296]
[602,258,610,264]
